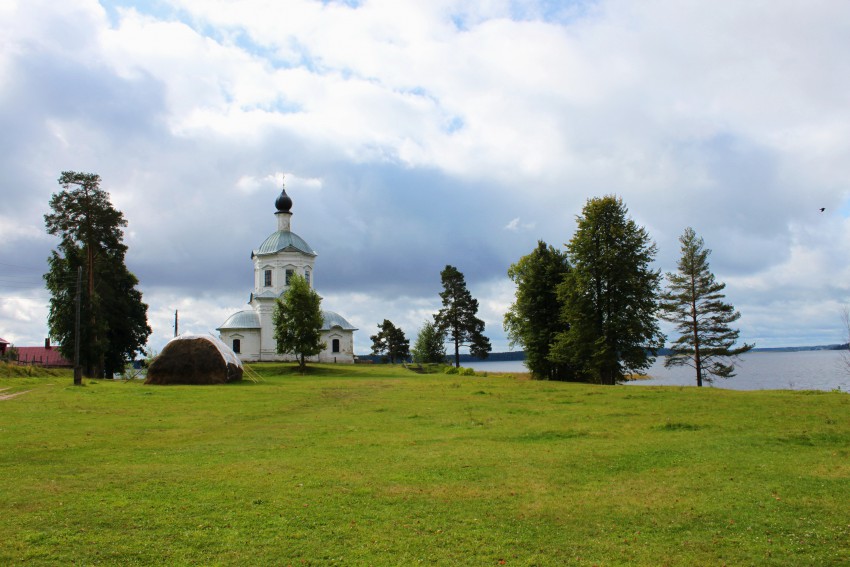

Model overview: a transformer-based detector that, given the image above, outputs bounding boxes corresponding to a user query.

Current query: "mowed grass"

[0,364,848,566]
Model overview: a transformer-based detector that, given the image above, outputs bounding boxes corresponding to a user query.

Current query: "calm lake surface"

[464,350,850,392]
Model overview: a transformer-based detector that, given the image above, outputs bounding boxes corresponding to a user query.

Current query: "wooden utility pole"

[73,266,82,385]
[174,310,178,337]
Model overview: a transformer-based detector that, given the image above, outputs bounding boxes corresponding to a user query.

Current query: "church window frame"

[232,338,241,354]
[332,338,340,353]
[305,269,311,287]
[264,269,272,287]
[286,268,294,285]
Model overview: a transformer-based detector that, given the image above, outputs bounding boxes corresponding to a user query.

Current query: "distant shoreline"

[749,344,847,352]
[357,343,849,362]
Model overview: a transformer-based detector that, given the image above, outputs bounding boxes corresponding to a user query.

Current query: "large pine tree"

[660,227,754,386]
[434,265,491,368]
[370,319,410,363]
[44,171,151,380]
[550,196,664,385]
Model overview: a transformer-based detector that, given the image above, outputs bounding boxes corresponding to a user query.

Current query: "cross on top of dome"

[275,178,292,213]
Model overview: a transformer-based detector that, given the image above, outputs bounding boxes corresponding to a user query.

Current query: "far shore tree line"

[43,172,753,386]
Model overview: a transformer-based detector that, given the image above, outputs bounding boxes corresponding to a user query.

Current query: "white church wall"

[220,329,261,361]
[253,253,316,297]
[318,328,355,363]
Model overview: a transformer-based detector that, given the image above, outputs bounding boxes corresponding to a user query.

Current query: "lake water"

[464,350,850,392]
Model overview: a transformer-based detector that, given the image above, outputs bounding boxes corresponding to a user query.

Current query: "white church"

[217,185,357,363]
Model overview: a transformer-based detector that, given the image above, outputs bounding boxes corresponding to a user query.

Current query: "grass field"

[1,363,848,566]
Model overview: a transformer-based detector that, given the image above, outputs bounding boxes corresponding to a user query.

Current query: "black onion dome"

[275,186,292,213]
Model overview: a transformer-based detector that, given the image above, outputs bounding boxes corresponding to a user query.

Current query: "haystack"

[145,334,243,385]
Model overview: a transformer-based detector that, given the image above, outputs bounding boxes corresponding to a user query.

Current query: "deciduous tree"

[273,274,324,372]
[550,196,664,384]
[411,320,447,364]
[505,241,573,380]
[659,227,754,386]
[370,319,410,363]
[44,171,151,379]
[434,265,492,368]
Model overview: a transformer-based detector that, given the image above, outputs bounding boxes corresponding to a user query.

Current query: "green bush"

[1,346,18,363]
[460,367,476,376]
[444,366,459,375]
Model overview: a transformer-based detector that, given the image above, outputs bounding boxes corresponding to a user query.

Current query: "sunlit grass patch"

[0,365,848,565]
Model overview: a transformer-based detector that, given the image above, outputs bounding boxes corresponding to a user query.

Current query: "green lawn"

[1,364,848,565]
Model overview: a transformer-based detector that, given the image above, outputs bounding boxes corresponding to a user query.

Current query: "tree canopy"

[504,240,573,380]
[370,319,410,363]
[44,171,151,379]
[659,227,754,386]
[434,265,492,368]
[550,196,664,384]
[410,320,447,364]
[273,274,324,372]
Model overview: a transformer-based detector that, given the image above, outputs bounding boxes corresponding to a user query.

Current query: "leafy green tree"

[434,265,492,367]
[44,171,151,379]
[273,274,324,372]
[410,320,447,364]
[370,319,410,363]
[505,241,573,380]
[550,196,664,384]
[659,227,754,386]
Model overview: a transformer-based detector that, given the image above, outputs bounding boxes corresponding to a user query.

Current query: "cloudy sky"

[2,0,850,356]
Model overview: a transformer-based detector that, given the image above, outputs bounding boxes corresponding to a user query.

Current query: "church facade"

[217,186,357,363]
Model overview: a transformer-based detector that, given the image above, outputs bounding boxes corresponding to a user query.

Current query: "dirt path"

[0,387,32,401]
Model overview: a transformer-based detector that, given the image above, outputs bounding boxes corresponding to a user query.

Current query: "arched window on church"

[264,269,272,287]
[286,269,294,285]
[332,339,340,353]
[305,269,311,287]
[232,339,241,354]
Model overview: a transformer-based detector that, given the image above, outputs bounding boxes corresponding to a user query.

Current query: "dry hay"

[145,336,242,385]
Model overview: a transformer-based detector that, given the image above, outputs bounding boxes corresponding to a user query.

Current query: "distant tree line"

[505,195,752,386]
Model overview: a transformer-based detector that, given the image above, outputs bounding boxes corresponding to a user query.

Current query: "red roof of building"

[16,347,72,367]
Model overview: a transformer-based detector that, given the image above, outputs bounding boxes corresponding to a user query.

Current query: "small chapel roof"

[218,309,356,332]
[217,310,261,330]
[322,310,358,331]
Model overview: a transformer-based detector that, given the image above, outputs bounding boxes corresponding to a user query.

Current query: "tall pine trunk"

[690,272,702,387]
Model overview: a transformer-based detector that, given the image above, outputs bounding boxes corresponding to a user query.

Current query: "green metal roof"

[255,230,316,257]
[218,309,355,332]
[217,310,261,330]
[321,310,357,331]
